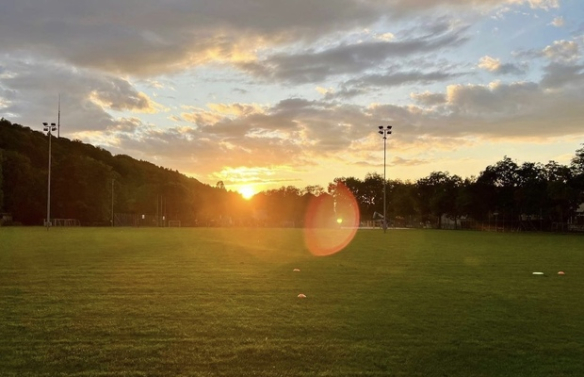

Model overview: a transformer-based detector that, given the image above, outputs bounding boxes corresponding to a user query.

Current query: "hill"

[2,118,584,230]
[0,118,246,225]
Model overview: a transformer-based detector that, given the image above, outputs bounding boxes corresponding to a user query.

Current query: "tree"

[514,162,547,227]
[361,173,385,220]
[571,144,584,176]
[571,145,584,205]
[390,180,416,226]
[0,149,3,212]
[303,185,325,197]
[0,119,218,225]
[328,180,359,227]
[52,155,113,224]
[476,156,520,223]
[544,161,579,224]
[0,150,44,224]
[416,172,461,229]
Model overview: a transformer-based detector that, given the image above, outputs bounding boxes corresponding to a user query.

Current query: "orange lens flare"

[303,183,360,256]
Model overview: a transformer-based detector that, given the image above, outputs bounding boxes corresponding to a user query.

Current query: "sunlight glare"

[238,185,255,200]
[303,182,360,257]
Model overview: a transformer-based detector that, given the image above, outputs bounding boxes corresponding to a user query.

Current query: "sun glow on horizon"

[238,185,255,200]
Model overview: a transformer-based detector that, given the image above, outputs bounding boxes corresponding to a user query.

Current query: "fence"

[44,218,81,227]
[113,213,176,227]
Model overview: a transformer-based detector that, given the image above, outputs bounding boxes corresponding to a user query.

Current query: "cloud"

[0,57,157,132]
[383,78,584,141]
[542,40,580,63]
[540,63,584,89]
[515,39,581,65]
[550,16,565,27]
[206,103,266,117]
[357,156,429,168]
[392,0,558,12]
[445,81,540,116]
[323,69,463,100]
[0,0,574,186]
[89,90,160,114]
[349,70,462,89]
[478,56,502,72]
[1,1,401,76]
[410,91,447,106]
[478,56,526,75]
[390,156,429,167]
[84,69,584,183]
[107,117,143,133]
[523,0,560,10]
[209,167,302,186]
[0,0,557,79]
[239,29,468,84]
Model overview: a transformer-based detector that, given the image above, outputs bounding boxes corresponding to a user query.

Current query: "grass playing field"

[1,227,583,376]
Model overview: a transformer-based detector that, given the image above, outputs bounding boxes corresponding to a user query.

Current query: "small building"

[568,204,584,231]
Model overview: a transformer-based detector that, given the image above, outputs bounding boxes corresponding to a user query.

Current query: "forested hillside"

[0,118,248,225]
[1,118,584,230]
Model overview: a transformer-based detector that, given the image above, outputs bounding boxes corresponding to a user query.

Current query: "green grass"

[1,227,584,376]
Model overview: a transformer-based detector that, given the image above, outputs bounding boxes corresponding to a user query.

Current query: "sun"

[238,185,255,200]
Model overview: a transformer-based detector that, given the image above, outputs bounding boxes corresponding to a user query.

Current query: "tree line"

[1,118,583,230]
[0,118,244,226]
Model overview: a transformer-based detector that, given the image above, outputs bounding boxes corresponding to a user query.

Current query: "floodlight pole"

[57,94,61,138]
[378,125,392,233]
[111,179,115,227]
[43,122,57,230]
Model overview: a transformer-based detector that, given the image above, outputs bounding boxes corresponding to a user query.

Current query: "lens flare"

[303,183,360,256]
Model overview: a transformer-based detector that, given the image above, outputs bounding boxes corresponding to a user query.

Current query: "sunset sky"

[1,0,583,193]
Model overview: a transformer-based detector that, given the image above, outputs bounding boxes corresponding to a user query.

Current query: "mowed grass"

[1,228,584,376]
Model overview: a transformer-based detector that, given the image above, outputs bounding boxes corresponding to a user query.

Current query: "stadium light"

[111,179,115,227]
[43,122,57,230]
[378,125,392,233]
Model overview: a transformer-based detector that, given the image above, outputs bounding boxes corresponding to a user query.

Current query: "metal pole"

[47,130,52,230]
[383,135,387,233]
[43,122,56,230]
[378,125,392,233]
[57,94,61,138]
[111,179,114,227]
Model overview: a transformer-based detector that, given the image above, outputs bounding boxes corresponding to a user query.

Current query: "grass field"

[1,227,584,376]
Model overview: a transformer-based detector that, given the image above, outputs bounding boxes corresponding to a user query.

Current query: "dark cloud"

[322,70,463,100]
[324,88,368,101]
[496,63,526,75]
[514,39,580,64]
[372,76,584,140]
[0,0,520,77]
[540,63,584,88]
[446,81,540,116]
[0,58,157,133]
[0,0,402,76]
[0,0,574,185]
[411,92,447,106]
[239,30,468,84]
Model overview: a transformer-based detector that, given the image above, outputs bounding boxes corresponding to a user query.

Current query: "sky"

[1,0,584,195]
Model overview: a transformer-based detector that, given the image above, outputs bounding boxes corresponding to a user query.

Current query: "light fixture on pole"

[378,125,392,233]
[111,179,115,227]
[43,122,57,230]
